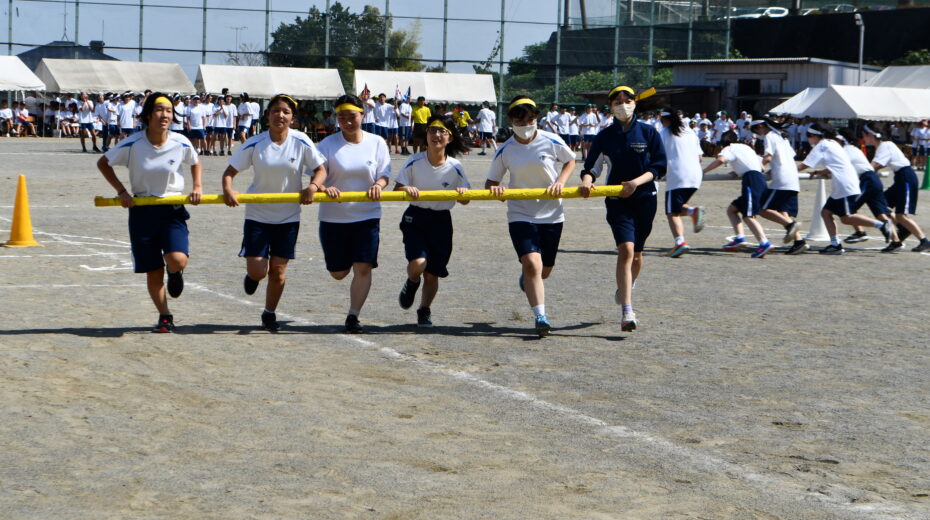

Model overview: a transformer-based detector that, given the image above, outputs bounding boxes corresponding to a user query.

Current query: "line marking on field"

[2,283,145,289]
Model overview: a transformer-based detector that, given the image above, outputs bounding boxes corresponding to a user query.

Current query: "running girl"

[658,109,705,258]
[749,119,807,254]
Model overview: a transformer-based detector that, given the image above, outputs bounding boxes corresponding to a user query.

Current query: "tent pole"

[497,0,505,123]
[324,0,331,68]
[201,0,207,65]
[383,0,390,71]
[138,0,144,61]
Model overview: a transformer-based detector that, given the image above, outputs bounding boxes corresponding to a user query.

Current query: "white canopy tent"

[195,65,344,100]
[768,85,930,122]
[34,59,194,94]
[353,70,496,104]
[865,65,930,89]
[0,56,45,91]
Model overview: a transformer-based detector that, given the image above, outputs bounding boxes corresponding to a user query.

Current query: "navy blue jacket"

[582,115,667,199]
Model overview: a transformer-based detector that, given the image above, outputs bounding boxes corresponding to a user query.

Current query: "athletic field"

[1,138,928,519]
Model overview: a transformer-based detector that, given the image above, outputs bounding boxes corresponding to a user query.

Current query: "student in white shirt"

[222,95,236,152]
[398,99,413,154]
[117,93,137,141]
[393,115,471,327]
[659,110,705,258]
[316,94,392,334]
[861,125,929,252]
[360,90,377,134]
[222,94,328,330]
[0,100,13,137]
[543,104,560,134]
[567,107,580,152]
[237,93,253,143]
[797,124,895,254]
[750,119,807,254]
[908,119,929,170]
[702,130,774,258]
[97,93,203,332]
[77,92,100,153]
[486,95,576,338]
[577,105,599,160]
[712,112,732,144]
[92,93,110,148]
[210,96,230,156]
[202,94,217,156]
[185,95,208,154]
[475,101,497,155]
[373,93,391,141]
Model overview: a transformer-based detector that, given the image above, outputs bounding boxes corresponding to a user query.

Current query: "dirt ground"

[1,137,928,519]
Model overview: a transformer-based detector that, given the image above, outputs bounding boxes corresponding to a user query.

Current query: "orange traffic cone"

[5,174,39,247]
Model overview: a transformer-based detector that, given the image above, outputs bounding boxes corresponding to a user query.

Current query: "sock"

[622,304,633,314]
[735,234,745,240]
[685,207,695,216]
[784,221,795,230]
[348,308,360,317]
[263,308,274,315]
[675,236,685,246]
[873,221,885,229]
[760,238,771,246]
[531,304,545,317]
[830,236,840,246]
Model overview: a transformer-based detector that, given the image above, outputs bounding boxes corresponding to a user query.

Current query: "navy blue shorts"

[913,145,927,157]
[225,128,234,138]
[508,221,563,267]
[375,126,389,139]
[665,187,697,214]
[120,127,134,135]
[362,122,376,134]
[886,166,920,214]
[761,188,799,217]
[400,126,412,140]
[583,134,596,143]
[480,131,494,140]
[128,205,190,274]
[606,195,657,252]
[400,206,453,278]
[189,129,205,140]
[823,195,859,217]
[107,124,118,134]
[239,219,299,259]
[852,171,891,216]
[206,126,215,135]
[79,122,93,131]
[730,170,767,217]
[569,135,579,147]
[559,134,571,144]
[319,219,380,272]
[237,125,249,134]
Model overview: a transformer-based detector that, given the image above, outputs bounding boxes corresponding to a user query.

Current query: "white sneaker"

[621,310,637,332]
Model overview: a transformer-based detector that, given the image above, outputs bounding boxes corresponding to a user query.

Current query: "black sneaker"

[93,146,102,153]
[243,274,259,295]
[913,239,930,252]
[880,220,894,243]
[345,314,363,333]
[783,220,800,244]
[152,314,175,333]
[417,307,433,328]
[167,270,184,298]
[227,150,233,156]
[843,230,867,243]
[785,240,809,255]
[398,278,420,309]
[819,244,844,255]
[897,224,911,242]
[881,241,903,253]
[261,311,280,332]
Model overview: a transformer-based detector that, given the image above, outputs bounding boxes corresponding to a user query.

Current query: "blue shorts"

[480,131,494,140]
[400,206,453,278]
[319,219,380,272]
[730,170,767,217]
[362,122,376,134]
[606,195,657,252]
[189,129,205,140]
[912,145,927,157]
[375,125,389,139]
[559,134,571,144]
[107,124,118,134]
[79,122,94,131]
[206,126,215,135]
[508,221,563,267]
[886,166,920,215]
[583,134,596,143]
[120,127,134,135]
[239,219,299,259]
[237,125,249,134]
[568,135,579,146]
[400,126,412,140]
[761,188,799,217]
[128,205,190,274]
[225,128,234,138]
[852,171,891,217]
[823,195,859,217]
[665,187,697,214]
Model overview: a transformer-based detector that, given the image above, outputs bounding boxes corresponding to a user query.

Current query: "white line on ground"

[2,283,145,289]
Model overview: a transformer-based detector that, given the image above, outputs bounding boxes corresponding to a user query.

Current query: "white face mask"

[512,123,536,140]
[612,102,635,122]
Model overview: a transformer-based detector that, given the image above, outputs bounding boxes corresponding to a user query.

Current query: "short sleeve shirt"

[802,139,860,198]
[396,153,471,211]
[719,143,763,175]
[316,131,392,223]
[104,132,199,197]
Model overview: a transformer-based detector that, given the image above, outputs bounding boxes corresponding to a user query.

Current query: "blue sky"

[4,0,565,78]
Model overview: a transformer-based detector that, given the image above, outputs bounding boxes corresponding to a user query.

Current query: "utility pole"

[138,0,144,61]
[855,14,864,85]
[265,0,270,55]
[383,0,390,70]
[75,0,80,44]
[442,0,448,70]
[8,0,13,56]
[201,0,207,64]
[687,0,694,59]
[324,0,331,68]
[612,0,620,84]
[648,0,655,84]
[725,0,732,58]
[497,0,505,123]
[555,0,562,103]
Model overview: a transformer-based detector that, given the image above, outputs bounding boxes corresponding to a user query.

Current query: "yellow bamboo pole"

[94,186,624,207]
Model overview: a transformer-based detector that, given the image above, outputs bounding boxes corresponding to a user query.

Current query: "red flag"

[361,83,370,97]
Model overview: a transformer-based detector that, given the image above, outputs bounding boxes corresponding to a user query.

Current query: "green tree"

[267,2,423,91]
[892,49,930,65]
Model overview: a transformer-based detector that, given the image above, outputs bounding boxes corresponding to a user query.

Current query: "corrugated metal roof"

[658,57,882,71]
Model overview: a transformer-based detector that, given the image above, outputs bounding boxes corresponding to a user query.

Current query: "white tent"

[353,70,496,104]
[34,58,194,94]
[0,56,45,91]
[865,65,930,89]
[769,85,930,122]
[195,65,344,100]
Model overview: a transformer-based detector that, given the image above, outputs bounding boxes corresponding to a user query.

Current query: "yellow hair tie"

[153,96,172,106]
[508,98,536,110]
[274,94,298,107]
[608,86,635,100]
[335,103,364,113]
[428,120,448,130]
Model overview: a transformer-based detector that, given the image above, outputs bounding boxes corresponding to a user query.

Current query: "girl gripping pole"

[658,109,705,258]
[750,118,807,255]
[97,93,202,332]
[221,94,328,331]
[394,115,471,327]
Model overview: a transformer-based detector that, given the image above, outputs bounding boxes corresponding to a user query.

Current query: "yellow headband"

[335,103,364,113]
[153,96,172,107]
[608,86,635,100]
[272,94,298,107]
[428,120,449,130]
[508,98,536,110]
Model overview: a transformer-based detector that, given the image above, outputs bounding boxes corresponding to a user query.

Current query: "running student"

[97,93,202,332]
[797,123,895,255]
[222,94,328,331]
[486,95,576,338]
[750,118,807,255]
[580,85,666,332]
[394,115,471,327]
[658,109,705,258]
[702,130,774,258]
[475,101,497,155]
[861,125,930,252]
[316,94,392,333]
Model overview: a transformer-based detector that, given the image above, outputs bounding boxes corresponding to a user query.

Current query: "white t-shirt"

[597,114,613,133]
[202,102,215,126]
[133,104,144,128]
[909,126,929,146]
[225,103,237,128]
[719,143,763,175]
[384,105,398,129]
[249,101,260,122]
[316,131,392,223]
[568,115,579,136]
[362,99,376,124]
[170,103,186,131]
[212,105,229,129]
[713,118,732,142]
[398,102,412,127]
[476,108,496,133]
[802,139,860,198]
[659,126,703,190]
[374,102,392,126]
[554,112,571,134]
[104,131,199,197]
[237,103,252,127]
[93,102,109,124]
[763,131,800,191]
[396,153,471,211]
[229,130,326,224]
[872,141,910,171]
[187,104,207,130]
[117,101,136,128]
[544,110,560,132]
[798,123,811,141]
[105,100,119,125]
[78,100,95,124]
[844,143,873,175]
[578,112,599,136]
[486,129,575,224]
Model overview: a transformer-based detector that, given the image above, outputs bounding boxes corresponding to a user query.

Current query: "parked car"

[730,6,790,18]
[799,7,819,15]
[818,4,857,13]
